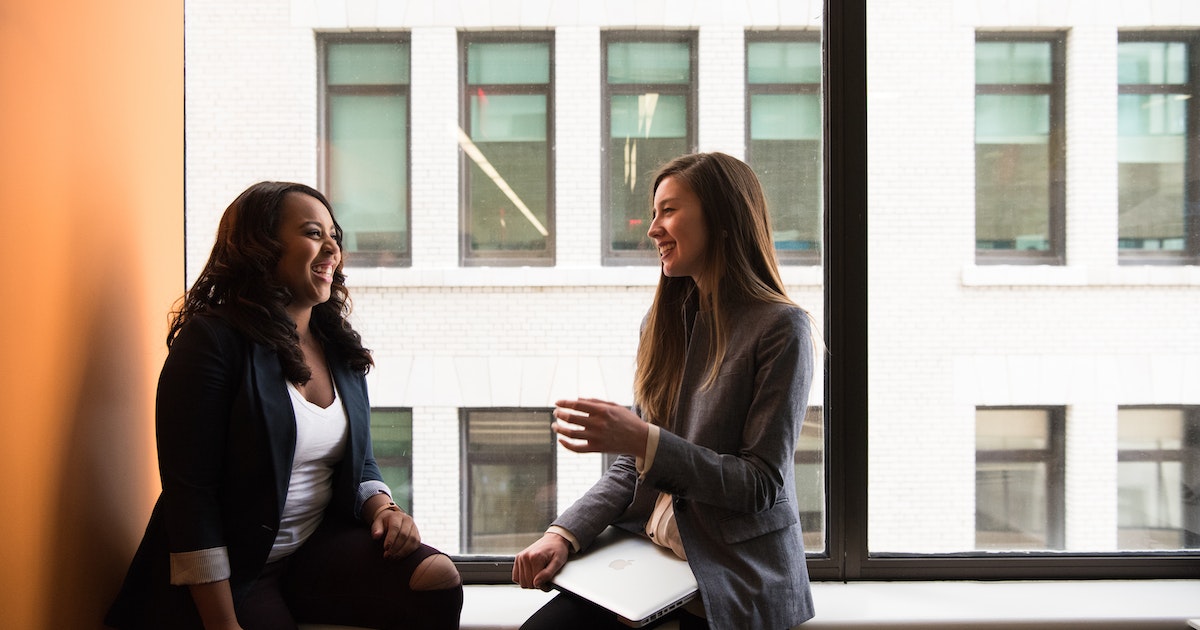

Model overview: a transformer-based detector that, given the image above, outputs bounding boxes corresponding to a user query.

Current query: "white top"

[268,380,349,562]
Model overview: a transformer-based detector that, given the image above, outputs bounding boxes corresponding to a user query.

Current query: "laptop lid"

[550,526,698,627]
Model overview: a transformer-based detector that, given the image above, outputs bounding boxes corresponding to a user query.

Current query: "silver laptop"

[550,526,698,627]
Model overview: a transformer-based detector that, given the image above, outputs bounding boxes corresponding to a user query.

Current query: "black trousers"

[237,520,463,630]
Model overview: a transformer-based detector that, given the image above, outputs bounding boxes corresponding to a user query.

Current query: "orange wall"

[0,1,183,628]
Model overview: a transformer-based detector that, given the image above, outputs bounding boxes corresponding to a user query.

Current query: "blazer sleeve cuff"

[546,525,581,552]
[636,424,662,479]
[356,480,393,519]
[169,547,231,585]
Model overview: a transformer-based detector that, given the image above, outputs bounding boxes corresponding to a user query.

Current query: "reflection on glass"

[795,407,825,552]
[463,39,552,261]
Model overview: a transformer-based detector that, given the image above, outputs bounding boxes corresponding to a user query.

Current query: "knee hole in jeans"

[409,553,461,591]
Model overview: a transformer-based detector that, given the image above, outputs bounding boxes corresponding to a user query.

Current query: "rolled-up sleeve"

[169,546,231,585]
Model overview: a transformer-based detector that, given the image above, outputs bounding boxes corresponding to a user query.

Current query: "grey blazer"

[553,297,816,630]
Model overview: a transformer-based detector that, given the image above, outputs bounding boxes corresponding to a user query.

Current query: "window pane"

[975,93,1052,251]
[329,93,409,260]
[796,407,825,552]
[328,41,409,85]
[975,409,1063,551]
[1117,39,1192,256]
[370,409,413,512]
[607,42,690,83]
[464,410,556,554]
[462,37,552,263]
[1117,408,1199,550]
[976,42,1052,84]
[746,34,823,260]
[608,94,688,252]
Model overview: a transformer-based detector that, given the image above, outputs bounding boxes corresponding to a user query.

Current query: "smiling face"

[274,192,341,321]
[648,175,710,291]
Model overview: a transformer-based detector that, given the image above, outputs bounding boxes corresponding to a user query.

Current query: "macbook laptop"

[550,526,698,627]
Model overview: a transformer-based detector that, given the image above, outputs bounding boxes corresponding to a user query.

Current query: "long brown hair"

[168,181,373,382]
[634,153,793,426]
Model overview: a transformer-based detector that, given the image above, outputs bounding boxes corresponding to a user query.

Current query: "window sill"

[297,580,1200,630]
[963,264,1200,287]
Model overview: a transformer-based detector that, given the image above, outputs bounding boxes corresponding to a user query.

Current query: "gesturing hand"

[552,398,649,458]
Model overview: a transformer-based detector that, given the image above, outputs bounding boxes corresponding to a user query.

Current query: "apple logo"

[608,559,635,570]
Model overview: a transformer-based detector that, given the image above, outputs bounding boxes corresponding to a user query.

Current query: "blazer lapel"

[250,342,296,515]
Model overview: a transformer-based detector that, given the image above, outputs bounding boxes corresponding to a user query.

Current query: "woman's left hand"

[552,398,649,458]
[372,507,422,560]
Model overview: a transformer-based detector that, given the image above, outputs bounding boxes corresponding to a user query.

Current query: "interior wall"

[0,1,183,628]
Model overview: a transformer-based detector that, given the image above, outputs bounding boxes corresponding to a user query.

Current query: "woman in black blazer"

[106,182,462,630]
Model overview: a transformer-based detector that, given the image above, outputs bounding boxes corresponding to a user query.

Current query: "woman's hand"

[371,505,422,560]
[513,532,571,590]
[552,398,649,458]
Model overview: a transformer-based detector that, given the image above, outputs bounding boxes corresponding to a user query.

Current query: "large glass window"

[746,32,823,264]
[975,408,1065,550]
[370,408,414,512]
[462,409,556,554]
[975,35,1065,263]
[1118,407,1200,550]
[603,33,695,264]
[1117,35,1198,263]
[460,34,554,266]
[321,37,411,266]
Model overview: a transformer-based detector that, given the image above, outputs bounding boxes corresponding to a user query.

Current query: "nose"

[647,214,663,240]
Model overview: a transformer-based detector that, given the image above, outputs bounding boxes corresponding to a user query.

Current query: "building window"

[461,409,556,554]
[1118,407,1200,550]
[795,406,825,552]
[974,34,1065,264]
[1117,34,1199,263]
[746,32,823,264]
[603,32,696,264]
[371,408,414,512]
[460,33,554,266]
[975,408,1065,550]
[320,37,411,266]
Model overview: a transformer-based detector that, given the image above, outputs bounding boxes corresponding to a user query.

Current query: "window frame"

[745,29,824,266]
[1117,405,1200,549]
[973,31,1067,266]
[1116,31,1200,265]
[318,33,413,267]
[454,1,1200,583]
[600,30,698,266]
[458,31,556,267]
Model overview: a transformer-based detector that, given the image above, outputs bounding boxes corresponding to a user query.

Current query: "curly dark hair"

[168,181,373,381]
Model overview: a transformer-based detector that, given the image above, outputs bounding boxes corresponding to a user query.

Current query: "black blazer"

[106,314,380,629]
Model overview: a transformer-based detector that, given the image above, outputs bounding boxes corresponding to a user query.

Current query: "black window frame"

[458,31,556,267]
[973,31,1067,266]
[745,29,824,266]
[318,33,413,267]
[1116,31,1200,265]
[600,30,698,266]
[454,0,1200,582]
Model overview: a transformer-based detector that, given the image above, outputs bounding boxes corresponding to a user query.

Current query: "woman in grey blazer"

[514,153,817,630]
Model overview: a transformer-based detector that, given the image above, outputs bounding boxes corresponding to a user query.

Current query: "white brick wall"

[187,0,1200,554]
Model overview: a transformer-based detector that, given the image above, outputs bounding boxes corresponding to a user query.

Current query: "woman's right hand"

[512,532,570,590]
